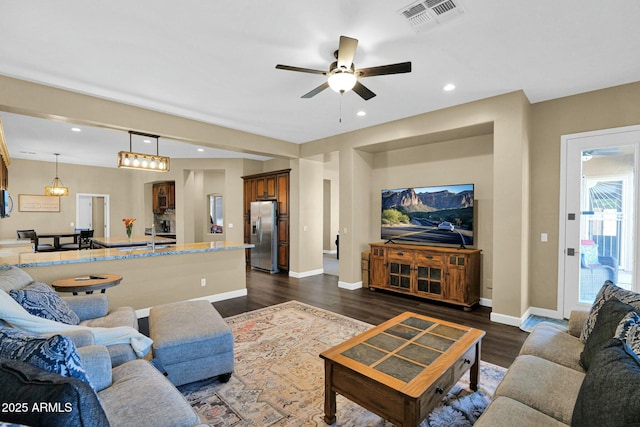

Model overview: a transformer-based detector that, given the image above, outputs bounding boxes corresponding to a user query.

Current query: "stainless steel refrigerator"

[250,201,279,273]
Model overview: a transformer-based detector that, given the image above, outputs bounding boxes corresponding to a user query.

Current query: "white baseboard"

[323,249,337,255]
[289,269,324,278]
[338,281,362,290]
[489,311,521,327]
[135,288,248,318]
[490,304,564,327]
[479,297,492,308]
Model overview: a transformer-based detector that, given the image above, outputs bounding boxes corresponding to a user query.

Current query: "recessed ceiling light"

[443,83,456,92]
[356,111,366,117]
[197,148,204,152]
[71,127,81,132]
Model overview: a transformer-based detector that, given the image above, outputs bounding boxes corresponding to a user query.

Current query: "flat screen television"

[381,183,474,247]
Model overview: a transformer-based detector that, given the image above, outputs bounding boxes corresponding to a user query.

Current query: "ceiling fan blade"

[337,36,358,70]
[352,81,376,100]
[356,62,412,78]
[276,64,327,75]
[302,82,329,98]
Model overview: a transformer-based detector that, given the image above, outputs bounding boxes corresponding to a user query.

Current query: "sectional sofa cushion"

[98,359,201,427]
[0,328,90,385]
[580,297,637,370]
[572,339,640,427]
[581,281,640,343]
[0,358,109,427]
[615,310,640,357]
[475,396,568,427]
[9,281,80,325]
[518,322,584,371]
[0,266,34,293]
[494,354,585,425]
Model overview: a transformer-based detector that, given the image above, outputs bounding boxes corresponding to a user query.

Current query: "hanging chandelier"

[117,131,170,172]
[44,153,69,196]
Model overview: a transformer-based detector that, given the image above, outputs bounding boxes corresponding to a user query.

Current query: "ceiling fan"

[275,36,411,101]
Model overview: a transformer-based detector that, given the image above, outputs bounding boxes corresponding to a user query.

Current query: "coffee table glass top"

[340,316,468,383]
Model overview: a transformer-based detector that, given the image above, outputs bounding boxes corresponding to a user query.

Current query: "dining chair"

[60,229,94,250]
[16,229,55,252]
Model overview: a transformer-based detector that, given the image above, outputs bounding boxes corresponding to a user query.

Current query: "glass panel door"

[562,127,639,316]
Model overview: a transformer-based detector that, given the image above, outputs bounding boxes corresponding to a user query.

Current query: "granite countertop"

[0,241,254,268]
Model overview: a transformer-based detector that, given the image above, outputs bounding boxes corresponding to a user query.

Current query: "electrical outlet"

[200,278,206,287]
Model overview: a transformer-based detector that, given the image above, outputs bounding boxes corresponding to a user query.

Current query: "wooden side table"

[52,274,122,295]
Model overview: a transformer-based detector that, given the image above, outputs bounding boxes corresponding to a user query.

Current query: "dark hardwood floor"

[209,268,529,369]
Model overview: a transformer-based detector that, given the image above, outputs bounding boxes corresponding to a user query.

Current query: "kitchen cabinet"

[0,161,7,189]
[255,175,277,200]
[153,181,175,214]
[242,169,290,271]
[368,243,481,311]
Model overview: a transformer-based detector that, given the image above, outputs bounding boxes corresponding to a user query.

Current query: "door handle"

[567,248,578,256]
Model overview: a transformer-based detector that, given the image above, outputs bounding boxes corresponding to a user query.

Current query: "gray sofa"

[0,266,202,427]
[475,313,588,426]
[476,282,640,426]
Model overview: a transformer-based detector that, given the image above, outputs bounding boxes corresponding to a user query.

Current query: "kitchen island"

[91,235,176,248]
[0,241,253,316]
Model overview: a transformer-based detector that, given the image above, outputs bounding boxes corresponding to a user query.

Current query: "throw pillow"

[615,311,640,357]
[580,297,637,370]
[571,339,640,427]
[10,281,80,325]
[580,280,640,343]
[0,358,109,427]
[0,266,34,293]
[0,328,90,385]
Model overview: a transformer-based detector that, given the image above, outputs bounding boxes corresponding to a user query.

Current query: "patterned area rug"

[179,301,506,426]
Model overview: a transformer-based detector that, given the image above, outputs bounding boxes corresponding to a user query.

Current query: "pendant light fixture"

[44,153,69,196]
[117,131,170,172]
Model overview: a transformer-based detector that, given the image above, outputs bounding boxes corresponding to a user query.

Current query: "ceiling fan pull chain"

[339,94,343,123]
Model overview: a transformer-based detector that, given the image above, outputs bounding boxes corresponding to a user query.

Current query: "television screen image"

[381,184,474,247]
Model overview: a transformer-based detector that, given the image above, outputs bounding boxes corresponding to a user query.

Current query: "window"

[209,194,223,234]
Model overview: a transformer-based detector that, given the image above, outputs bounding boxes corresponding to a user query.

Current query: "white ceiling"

[1,0,639,167]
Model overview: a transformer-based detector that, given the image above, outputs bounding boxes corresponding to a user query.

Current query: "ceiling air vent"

[398,0,465,32]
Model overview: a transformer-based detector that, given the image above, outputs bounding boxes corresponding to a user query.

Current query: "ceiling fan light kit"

[276,35,411,101]
[327,70,357,93]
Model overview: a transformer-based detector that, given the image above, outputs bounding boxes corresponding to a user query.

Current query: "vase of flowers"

[122,218,136,241]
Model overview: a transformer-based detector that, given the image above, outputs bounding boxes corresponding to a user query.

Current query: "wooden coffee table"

[52,274,122,295]
[320,312,485,427]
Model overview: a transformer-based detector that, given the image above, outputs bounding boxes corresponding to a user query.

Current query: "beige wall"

[3,159,139,240]
[3,71,640,324]
[23,250,247,311]
[303,91,530,321]
[1,157,255,245]
[323,151,339,252]
[289,158,324,275]
[370,134,494,298]
[529,81,640,311]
